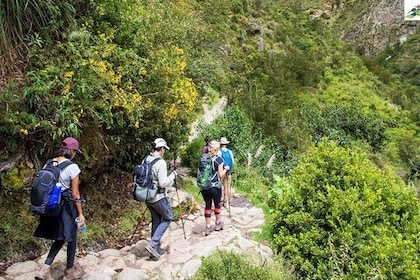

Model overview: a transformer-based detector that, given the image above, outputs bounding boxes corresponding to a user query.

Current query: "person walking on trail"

[202,140,229,236]
[202,136,211,154]
[144,138,177,260]
[34,137,85,280]
[219,137,234,209]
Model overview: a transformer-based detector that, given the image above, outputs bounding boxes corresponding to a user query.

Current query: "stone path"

[188,96,227,142]
[3,187,273,280]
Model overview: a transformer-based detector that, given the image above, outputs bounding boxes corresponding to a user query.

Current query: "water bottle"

[75,217,86,233]
[48,182,62,210]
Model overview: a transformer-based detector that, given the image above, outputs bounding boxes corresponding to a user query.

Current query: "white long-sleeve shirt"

[146,154,176,203]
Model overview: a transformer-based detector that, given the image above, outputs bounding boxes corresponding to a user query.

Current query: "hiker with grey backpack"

[139,138,177,260]
[197,140,229,236]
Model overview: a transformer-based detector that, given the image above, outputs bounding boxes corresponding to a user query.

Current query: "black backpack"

[196,153,220,190]
[29,159,73,216]
[132,156,162,202]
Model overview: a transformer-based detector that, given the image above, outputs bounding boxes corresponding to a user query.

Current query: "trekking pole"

[228,170,232,219]
[173,153,187,239]
[129,205,148,243]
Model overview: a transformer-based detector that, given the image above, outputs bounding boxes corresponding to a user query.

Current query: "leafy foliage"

[192,250,292,280]
[268,140,420,279]
[0,0,78,75]
[301,101,387,151]
[1,0,420,275]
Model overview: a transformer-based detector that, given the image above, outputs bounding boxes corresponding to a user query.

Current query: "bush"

[192,250,292,280]
[181,138,204,176]
[268,139,420,279]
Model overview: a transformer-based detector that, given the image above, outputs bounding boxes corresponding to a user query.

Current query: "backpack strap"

[56,160,73,170]
[210,156,219,180]
[142,155,162,166]
[150,157,162,166]
[44,159,73,170]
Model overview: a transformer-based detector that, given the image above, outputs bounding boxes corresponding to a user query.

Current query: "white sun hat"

[219,137,230,145]
[154,138,170,150]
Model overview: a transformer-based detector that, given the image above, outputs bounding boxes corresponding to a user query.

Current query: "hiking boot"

[149,246,167,259]
[145,245,161,260]
[205,226,212,236]
[63,264,84,280]
[215,221,224,231]
[34,267,52,280]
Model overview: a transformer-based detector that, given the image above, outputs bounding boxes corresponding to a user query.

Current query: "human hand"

[224,165,230,171]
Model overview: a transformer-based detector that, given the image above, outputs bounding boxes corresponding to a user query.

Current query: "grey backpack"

[132,156,162,202]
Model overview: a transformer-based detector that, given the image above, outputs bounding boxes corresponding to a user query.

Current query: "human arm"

[155,160,176,188]
[71,174,85,225]
[216,156,229,178]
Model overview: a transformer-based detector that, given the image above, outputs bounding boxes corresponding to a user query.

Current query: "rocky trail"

[2,97,274,280]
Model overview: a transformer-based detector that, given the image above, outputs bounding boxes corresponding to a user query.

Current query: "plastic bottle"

[75,217,86,233]
[48,182,62,210]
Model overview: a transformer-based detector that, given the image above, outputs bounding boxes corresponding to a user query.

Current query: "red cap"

[61,137,82,153]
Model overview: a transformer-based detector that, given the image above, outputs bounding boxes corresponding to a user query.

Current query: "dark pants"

[45,240,76,269]
[201,187,222,217]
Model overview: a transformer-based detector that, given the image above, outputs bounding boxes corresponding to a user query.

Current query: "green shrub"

[192,250,292,280]
[268,139,420,279]
[181,138,204,175]
[301,101,387,151]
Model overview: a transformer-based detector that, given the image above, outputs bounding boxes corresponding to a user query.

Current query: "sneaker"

[63,264,84,280]
[145,245,160,260]
[215,221,224,231]
[34,268,52,280]
[205,226,212,236]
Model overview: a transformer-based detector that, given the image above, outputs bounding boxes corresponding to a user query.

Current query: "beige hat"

[154,138,170,150]
[219,137,230,145]
[210,140,220,149]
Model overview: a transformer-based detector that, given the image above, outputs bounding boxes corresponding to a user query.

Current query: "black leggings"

[45,240,76,269]
[202,187,222,217]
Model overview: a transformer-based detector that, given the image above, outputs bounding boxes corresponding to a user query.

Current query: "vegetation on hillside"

[1,0,419,278]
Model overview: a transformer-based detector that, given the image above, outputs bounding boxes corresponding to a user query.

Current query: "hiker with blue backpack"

[219,137,234,209]
[143,138,177,260]
[33,137,85,280]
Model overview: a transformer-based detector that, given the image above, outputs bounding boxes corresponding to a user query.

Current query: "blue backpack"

[221,149,233,172]
[29,159,73,216]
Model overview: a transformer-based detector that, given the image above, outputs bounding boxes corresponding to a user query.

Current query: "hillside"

[1,0,419,279]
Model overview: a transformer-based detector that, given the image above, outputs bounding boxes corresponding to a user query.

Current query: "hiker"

[202,136,211,154]
[34,137,85,280]
[202,140,229,236]
[219,137,234,209]
[144,138,177,260]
